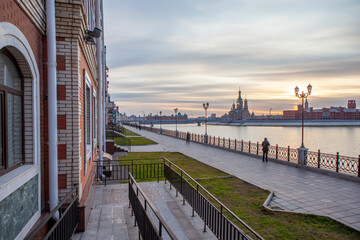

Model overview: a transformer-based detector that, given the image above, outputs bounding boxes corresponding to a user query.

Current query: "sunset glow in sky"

[104,0,360,117]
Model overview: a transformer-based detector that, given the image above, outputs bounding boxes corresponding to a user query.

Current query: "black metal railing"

[129,174,178,240]
[307,151,360,176]
[163,158,263,240]
[95,159,164,185]
[96,157,264,239]
[25,187,79,240]
[127,123,360,177]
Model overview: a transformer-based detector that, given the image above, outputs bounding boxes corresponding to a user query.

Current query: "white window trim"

[92,88,97,150]
[85,74,92,162]
[0,22,41,240]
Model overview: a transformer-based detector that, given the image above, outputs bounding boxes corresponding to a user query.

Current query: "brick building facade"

[283,100,360,120]
[0,0,106,238]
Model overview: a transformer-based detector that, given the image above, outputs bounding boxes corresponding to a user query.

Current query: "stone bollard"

[297,147,308,166]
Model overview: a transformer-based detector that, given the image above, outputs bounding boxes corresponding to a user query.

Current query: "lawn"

[118,126,139,136]
[107,136,156,145]
[119,152,360,240]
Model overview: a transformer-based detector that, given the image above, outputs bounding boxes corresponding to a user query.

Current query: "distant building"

[147,112,188,121]
[283,100,360,120]
[106,95,120,124]
[228,89,250,120]
[210,113,216,119]
[221,113,229,119]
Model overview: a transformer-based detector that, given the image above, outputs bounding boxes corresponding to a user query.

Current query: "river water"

[150,123,360,157]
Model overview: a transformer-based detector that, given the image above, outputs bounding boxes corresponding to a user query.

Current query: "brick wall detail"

[56,55,66,70]
[58,174,67,189]
[58,144,66,160]
[57,85,66,100]
[57,115,66,130]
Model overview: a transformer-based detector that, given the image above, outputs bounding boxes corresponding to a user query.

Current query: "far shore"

[208,120,360,127]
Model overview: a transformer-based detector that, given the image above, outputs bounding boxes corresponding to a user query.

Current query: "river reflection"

[150,123,360,157]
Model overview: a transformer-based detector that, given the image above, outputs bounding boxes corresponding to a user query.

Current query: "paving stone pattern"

[73,185,131,240]
[73,182,217,240]
[126,126,360,232]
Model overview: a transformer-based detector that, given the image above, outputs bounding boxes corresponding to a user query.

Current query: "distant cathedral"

[228,88,250,120]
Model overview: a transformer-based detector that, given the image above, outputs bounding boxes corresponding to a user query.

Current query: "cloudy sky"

[103,0,360,117]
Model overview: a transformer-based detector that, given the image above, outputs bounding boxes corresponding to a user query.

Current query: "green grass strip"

[107,136,157,145]
[119,127,139,136]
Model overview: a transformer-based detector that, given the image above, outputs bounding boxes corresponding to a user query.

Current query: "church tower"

[229,87,251,120]
[237,88,243,110]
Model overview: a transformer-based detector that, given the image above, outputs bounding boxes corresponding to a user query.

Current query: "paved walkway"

[120,143,170,152]
[73,182,217,240]
[125,126,360,232]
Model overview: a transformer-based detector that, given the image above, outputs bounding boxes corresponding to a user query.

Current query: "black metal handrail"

[163,158,264,240]
[100,157,263,239]
[24,187,79,240]
[129,174,178,240]
[95,159,164,185]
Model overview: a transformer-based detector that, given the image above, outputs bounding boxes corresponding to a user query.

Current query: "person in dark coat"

[186,132,190,144]
[262,137,270,162]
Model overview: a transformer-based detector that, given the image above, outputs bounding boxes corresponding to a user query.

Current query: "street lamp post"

[174,108,178,137]
[294,83,312,166]
[203,102,209,143]
[159,111,162,134]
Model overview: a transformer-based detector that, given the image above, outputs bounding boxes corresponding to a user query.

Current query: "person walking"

[186,132,190,144]
[262,137,270,162]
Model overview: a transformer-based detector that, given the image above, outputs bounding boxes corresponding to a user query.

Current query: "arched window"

[0,52,23,174]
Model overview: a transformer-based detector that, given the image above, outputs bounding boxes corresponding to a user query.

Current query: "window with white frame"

[0,52,23,175]
[93,92,97,142]
[85,78,92,164]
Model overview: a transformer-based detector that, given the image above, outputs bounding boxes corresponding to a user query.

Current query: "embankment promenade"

[123,125,360,232]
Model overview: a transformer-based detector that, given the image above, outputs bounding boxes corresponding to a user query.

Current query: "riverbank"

[209,120,360,127]
[123,125,360,233]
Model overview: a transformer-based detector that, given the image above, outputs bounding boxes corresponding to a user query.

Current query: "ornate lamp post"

[174,108,178,137]
[294,83,312,165]
[159,111,162,134]
[203,102,209,143]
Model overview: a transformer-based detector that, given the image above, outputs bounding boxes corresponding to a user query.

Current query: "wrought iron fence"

[24,188,79,240]
[163,159,263,240]
[129,174,178,240]
[306,151,359,176]
[95,159,164,185]
[123,123,360,177]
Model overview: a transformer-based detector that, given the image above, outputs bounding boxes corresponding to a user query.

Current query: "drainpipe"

[101,0,106,153]
[96,0,104,172]
[46,0,59,219]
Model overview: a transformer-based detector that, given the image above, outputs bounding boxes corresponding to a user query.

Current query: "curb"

[262,191,274,209]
